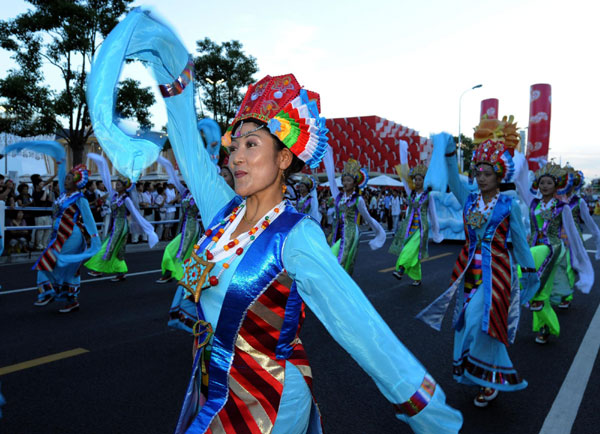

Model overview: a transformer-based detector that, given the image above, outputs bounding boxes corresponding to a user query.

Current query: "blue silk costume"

[2,142,101,303]
[87,8,462,433]
[418,136,539,392]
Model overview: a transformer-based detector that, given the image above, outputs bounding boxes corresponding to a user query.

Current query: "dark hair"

[274,137,305,181]
[156,185,164,194]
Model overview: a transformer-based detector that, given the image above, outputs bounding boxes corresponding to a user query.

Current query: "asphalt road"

[1,233,599,434]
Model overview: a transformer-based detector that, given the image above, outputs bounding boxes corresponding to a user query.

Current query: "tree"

[0,0,155,165]
[194,38,258,131]
[454,134,475,172]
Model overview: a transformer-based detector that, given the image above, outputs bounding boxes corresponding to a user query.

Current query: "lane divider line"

[0,348,90,376]
[0,269,162,295]
[538,297,600,434]
[377,252,453,273]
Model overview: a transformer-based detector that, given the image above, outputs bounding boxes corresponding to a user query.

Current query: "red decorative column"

[480,98,499,119]
[526,84,552,171]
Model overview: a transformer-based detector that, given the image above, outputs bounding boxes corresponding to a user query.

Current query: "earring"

[282,184,287,194]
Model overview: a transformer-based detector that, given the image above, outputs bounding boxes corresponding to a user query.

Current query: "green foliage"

[116,78,155,131]
[0,0,154,164]
[194,38,258,131]
[454,134,475,172]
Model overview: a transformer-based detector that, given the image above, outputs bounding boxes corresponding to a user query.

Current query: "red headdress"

[221,74,328,169]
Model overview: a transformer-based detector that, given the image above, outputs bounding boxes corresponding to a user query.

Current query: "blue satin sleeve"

[509,202,539,303]
[283,218,463,433]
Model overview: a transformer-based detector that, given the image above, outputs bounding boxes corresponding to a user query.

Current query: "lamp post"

[458,84,482,172]
[205,77,225,120]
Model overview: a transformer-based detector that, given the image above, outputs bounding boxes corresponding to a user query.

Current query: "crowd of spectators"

[0,173,187,256]
[316,186,408,234]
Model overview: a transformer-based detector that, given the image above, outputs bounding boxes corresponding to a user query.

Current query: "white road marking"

[0,269,162,295]
[538,299,600,434]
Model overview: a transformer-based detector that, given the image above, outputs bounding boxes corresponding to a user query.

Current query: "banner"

[480,98,499,119]
[526,84,552,171]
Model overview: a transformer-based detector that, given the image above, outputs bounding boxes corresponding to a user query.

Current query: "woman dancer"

[295,174,321,222]
[85,153,158,281]
[323,151,386,275]
[2,141,101,313]
[515,162,593,343]
[389,140,441,286]
[558,167,600,308]
[88,10,462,433]
[417,118,540,407]
[156,156,201,283]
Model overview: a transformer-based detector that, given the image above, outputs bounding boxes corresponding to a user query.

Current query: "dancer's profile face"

[228,121,291,198]
[342,175,355,193]
[475,164,498,194]
[220,167,235,189]
[413,175,424,191]
[297,182,308,196]
[115,180,126,193]
[539,176,556,197]
[64,173,76,191]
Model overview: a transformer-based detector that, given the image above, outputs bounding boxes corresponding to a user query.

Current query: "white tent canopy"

[367,175,404,187]
[320,176,342,187]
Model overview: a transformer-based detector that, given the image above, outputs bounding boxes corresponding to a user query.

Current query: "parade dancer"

[323,150,386,275]
[156,156,201,283]
[85,153,158,281]
[417,118,540,407]
[295,174,321,222]
[515,162,593,343]
[2,141,101,313]
[389,140,441,286]
[563,167,600,308]
[88,11,463,432]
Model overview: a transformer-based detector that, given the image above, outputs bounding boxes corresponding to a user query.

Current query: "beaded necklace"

[189,199,285,289]
[536,198,556,220]
[466,192,499,229]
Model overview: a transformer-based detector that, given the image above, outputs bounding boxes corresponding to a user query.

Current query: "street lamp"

[204,78,226,119]
[458,84,483,172]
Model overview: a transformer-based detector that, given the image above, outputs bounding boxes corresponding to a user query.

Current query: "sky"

[1,0,600,179]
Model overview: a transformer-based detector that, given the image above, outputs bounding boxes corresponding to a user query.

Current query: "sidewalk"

[0,241,169,266]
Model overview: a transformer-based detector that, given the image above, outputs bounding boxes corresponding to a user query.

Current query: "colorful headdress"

[532,162,569,195]
[117,177,133,192]
[69,164,89,190]
[471,115,519,183]
[222,74,329,169]
[342,159,368,188]
[409,164,427,179]
[297,174,315,191]
[564,165,584,193]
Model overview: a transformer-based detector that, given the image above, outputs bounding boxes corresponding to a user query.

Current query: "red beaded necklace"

[190,200,285,287]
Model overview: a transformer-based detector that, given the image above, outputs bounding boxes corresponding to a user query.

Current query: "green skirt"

[330,226,359,275]
[84,223,128,274]
[395,230,421,280]
[161,233,195,281]
[528,244,563,336]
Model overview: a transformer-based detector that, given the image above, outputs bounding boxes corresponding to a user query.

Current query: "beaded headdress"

[532,162,569,195]
[117,177,133,192]
[297,174,315,191]
[564,165,584,193]
[471,115,519,183]
[342,159,368,188]
[409,164,427,179]
[69,164,89,190]
[222,74,329,169]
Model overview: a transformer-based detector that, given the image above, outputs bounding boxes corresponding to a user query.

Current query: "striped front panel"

[488,216,512,345]
[36,203,79,272]
[208,279,313,433]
